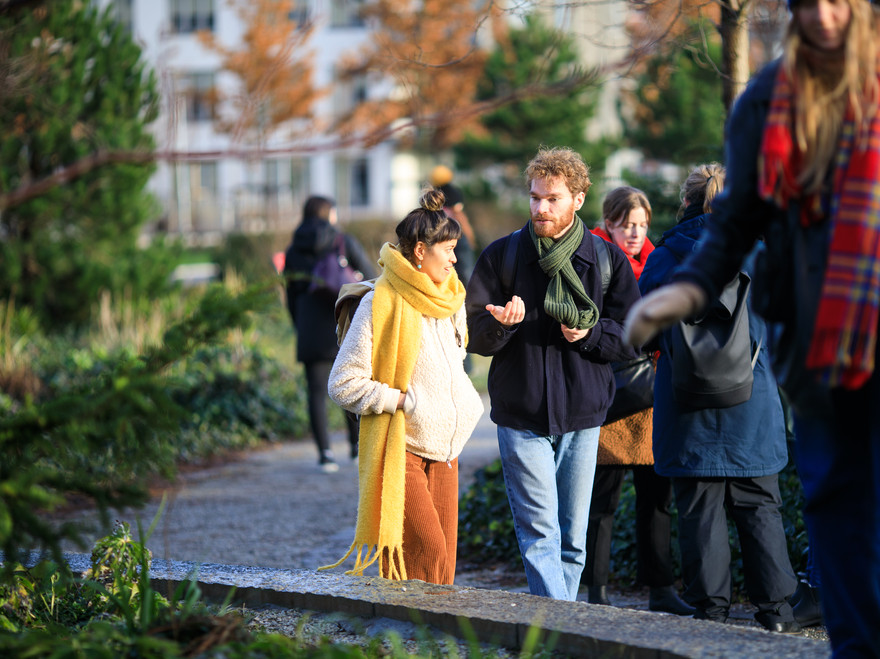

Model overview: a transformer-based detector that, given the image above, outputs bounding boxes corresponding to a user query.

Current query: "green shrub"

[0,283,278,573]
[172,345,310,458]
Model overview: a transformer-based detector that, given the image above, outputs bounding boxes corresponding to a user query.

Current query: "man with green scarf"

[466,147,641,601]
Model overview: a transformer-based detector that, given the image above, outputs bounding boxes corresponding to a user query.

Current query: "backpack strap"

[591,232,611,297]
[500,229,521,298]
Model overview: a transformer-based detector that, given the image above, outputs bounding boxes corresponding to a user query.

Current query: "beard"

[530,209,576,239]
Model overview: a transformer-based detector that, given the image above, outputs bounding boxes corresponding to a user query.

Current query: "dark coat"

[466,220,640,435]
[283,219,376,363]
[669,59,832,412]
[639,206,789,478]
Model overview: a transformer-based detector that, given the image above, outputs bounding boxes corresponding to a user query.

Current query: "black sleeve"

[465,237,520,356]
[344,233,378,280]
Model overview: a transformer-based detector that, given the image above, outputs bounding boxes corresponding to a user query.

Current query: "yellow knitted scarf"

[319,242,465,580]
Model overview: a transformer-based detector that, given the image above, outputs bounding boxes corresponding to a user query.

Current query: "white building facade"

[97,0,421,244]
[97,0,630,243]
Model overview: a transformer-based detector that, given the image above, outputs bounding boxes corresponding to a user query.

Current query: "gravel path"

[52,395,828,645]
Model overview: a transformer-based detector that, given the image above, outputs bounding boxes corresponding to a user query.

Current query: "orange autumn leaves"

[200,0,503,149]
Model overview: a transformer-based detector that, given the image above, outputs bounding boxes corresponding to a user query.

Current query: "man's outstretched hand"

[487,295,525,327]
[625,282,707,347]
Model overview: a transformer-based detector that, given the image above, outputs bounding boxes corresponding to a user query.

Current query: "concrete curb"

[63,553,829,658]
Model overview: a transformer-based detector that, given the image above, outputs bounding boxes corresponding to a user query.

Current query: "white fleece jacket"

[328,291,483,463]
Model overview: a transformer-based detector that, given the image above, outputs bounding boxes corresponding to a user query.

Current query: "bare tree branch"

[0,70,597,211]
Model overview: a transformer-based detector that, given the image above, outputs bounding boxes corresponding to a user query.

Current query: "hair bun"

[420,188,446,213]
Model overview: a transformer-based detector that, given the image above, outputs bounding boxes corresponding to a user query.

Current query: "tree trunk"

[719,0,752,113]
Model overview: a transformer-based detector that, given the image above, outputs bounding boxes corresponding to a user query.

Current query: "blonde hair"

[785,0,880,193]
[680,163,726,216]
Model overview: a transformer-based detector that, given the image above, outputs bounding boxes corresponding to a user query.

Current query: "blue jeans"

[497,425,600,600]
[793,377,880,658]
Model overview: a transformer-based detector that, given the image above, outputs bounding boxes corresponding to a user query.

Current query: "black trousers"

[584,464,676,587]
[672,474,797,616]
[303,361,358,457]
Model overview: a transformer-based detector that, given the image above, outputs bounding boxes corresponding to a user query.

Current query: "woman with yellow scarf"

[324,189,484,585]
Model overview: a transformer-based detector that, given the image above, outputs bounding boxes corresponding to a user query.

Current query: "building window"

[178,72,215,122]
[332,68,368,118]
[288,0,310,25]
[113,0,134,34]
[350,158,369,206]
[192,161,218,197]
[330,0,364,28]
[170,0,214,34]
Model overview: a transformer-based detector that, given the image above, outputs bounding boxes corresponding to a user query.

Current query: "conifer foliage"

[0,0,166,330]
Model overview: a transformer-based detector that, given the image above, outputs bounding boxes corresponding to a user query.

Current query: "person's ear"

[413,241,427,261]
[574,191,585,211]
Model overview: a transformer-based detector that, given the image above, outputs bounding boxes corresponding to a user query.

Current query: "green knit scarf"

[529,215,600,330]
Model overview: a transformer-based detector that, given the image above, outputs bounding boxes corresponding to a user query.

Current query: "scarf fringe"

[318,542,407,581]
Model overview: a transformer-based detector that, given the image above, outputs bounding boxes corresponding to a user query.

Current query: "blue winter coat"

[639,206,789,478]
[466,220,640,435]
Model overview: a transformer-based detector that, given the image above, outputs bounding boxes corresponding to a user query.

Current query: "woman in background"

[283,195,376,472]
[639,164,798,633]
[586,187,692,616]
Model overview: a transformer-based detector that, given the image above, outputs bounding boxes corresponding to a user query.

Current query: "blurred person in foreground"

[625,1,880,653]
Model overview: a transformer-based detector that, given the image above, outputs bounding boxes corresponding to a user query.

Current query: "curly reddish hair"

[524,146,592,196]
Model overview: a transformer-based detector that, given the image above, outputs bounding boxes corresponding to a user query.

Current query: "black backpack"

[666,257,761,409]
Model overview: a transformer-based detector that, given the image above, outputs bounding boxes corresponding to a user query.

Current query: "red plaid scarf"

[759,63,880,389]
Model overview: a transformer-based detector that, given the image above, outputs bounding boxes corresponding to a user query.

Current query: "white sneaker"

[320,459,339,473]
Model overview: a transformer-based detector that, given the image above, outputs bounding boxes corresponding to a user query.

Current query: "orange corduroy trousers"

[384,451,459,585]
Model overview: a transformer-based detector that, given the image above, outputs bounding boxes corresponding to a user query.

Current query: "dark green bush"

[172,345,310,459]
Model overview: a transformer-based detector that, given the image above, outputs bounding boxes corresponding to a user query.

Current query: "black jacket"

[466,221,640,434]
[283,219,376,363]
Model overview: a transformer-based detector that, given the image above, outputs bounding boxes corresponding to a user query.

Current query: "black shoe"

[693,607,729,624]
[791,581,823,627]
[755,608,802,635]
[649,585,696,616]
[587,585,611,606]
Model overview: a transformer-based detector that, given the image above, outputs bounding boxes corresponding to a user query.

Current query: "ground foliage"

[0,280,309,580]
[0,524,534,658]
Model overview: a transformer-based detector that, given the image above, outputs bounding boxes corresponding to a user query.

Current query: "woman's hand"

[625,282,707,347]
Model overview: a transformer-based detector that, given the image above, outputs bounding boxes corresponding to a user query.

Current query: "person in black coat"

[283,196,377,472]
